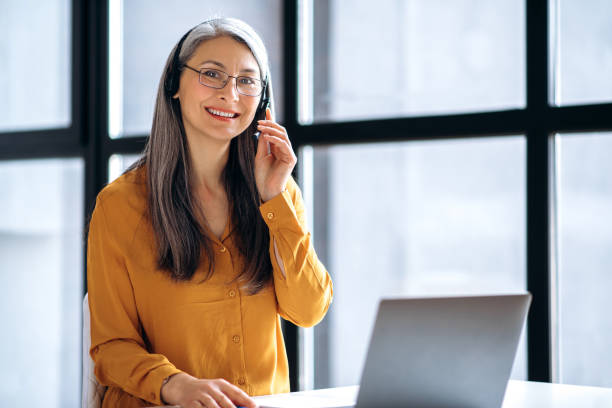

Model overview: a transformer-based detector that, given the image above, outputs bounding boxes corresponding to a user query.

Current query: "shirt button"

[267,212,274,220]
[233,335,241,344]
[220,246,226,253]
[238,378,246,385]
[228,289,236,298]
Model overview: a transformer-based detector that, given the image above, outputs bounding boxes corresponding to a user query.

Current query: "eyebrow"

[198,59,259,75]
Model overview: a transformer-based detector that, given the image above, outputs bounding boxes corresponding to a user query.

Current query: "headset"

[255,80,270,120]
[164,25,271,128]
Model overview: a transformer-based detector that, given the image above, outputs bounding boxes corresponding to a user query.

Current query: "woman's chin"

[207,130,243,143]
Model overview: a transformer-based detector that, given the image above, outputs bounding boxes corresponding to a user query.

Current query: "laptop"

[254,293,532,408]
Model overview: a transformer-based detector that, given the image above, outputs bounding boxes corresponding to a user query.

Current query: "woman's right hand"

[161,373,258,408]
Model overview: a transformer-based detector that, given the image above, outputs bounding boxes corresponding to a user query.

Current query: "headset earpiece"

[164,28,194,95]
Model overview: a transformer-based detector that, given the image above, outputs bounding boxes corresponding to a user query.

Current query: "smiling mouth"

[205,107,240,120]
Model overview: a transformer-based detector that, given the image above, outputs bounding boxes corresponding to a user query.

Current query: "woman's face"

[173,36,262,144]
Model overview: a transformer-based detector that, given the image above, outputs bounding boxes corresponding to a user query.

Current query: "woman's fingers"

[255,123,272,159]
[257,108,291,148]
[210,390,238,408]
[263,135,296,162]
[256,120,287,135]
[256,124,291,145]
[256,122,291,147]
[256,123,293,163]
[219,382,258,408]
[199,393,221,408]
[172,378,257,408]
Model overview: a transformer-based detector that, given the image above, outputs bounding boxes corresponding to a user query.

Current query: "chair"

[82,293,107,408]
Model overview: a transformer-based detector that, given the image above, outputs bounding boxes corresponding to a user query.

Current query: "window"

[557,132,612,387]
[108,153,139,182]
[0,0,71,131]
[301,136,527,387]
[300,0,525,124]
[551,0,612,106]
[0,159,83,407]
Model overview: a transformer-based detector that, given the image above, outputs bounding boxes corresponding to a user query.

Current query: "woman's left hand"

[254,108,297,202]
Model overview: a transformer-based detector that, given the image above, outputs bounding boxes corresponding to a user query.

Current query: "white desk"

[503,380,612,407]
[253,380,612,407]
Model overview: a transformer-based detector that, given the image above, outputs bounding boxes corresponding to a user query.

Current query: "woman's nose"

[218,77,240,101]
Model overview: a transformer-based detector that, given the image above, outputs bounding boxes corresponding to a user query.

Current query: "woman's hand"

[254,108,297,203]
[161,372,258,408]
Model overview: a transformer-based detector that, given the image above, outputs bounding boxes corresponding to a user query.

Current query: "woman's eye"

[239,77,255,85]
[203,70,219,78]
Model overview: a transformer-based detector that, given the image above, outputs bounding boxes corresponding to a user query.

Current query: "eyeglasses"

[183,65,265,97]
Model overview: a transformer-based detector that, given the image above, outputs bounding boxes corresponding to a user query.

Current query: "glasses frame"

[183,65,265,97]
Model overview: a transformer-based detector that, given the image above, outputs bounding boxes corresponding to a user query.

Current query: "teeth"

[207,108,237,118]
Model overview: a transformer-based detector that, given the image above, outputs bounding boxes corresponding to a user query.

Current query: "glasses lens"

[199,69,227,88]
[237,77,263,96]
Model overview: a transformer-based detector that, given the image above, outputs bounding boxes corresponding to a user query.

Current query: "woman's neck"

[187,134,231,194]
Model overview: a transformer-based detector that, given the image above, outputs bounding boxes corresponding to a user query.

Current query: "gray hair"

[128,17,276,291]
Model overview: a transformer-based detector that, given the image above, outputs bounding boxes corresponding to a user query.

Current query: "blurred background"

[0,0,611,406]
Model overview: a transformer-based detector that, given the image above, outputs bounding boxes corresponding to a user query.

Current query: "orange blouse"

[87,166,333,407]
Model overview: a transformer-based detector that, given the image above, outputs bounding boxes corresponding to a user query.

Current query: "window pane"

[111,0,283,138]
[0,0,71,131]
[557,132,612,387]
[552,0,612,106]
[108,153,140,182]
[0,158,83,407]
[301,137,527,388]
[302,0,525,124]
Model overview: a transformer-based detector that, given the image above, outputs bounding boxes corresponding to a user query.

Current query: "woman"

[87,17,333,408]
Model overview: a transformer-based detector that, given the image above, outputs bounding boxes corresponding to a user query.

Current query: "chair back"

[82,293,107,408]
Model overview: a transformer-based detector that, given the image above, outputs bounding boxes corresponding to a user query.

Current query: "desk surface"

[503,380,612,407]
[252,380,612,408]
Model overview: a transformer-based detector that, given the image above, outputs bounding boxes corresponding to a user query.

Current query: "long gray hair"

[129,17,275,293]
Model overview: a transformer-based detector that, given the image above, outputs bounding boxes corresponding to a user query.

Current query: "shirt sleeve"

[259,176,333,327]
[87,196,183,405]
